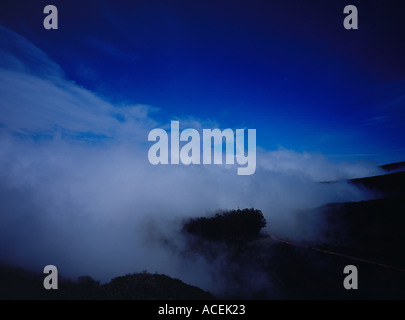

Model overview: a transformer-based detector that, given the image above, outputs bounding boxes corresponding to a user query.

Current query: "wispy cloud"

[0,26,156,140]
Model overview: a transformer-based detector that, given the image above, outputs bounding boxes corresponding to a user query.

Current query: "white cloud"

[0,26,156,140]
[258,148,383,181]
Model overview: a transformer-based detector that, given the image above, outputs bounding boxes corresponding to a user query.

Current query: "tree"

[183,208,266,242]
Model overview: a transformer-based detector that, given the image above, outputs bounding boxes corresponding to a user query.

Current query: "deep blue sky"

[1,0,404,164]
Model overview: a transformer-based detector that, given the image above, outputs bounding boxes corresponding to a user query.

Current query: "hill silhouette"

[349,171,405,196]
[380,161,405,172]
[0,265,214,300]
[103,272,214,300]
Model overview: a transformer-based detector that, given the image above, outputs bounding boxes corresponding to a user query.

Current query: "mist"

[0,25,384,294]
[0,133,382,290]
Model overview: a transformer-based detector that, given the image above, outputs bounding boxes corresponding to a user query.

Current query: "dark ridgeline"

[0,265,214,300]
[380,161,405,173]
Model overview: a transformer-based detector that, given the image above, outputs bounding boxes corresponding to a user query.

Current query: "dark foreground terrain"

[0,265,214,300]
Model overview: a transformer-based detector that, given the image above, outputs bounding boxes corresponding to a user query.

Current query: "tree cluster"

[183,208,266,242]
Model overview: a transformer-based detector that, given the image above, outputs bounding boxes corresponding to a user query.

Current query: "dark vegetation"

[181,208,273,299]
[183,208,266,243]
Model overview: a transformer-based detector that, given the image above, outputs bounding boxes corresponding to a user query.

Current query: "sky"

[0,0,404,290]
[0,0,404,163]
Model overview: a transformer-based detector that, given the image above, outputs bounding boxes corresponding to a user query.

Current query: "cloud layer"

[0,26,383,292]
